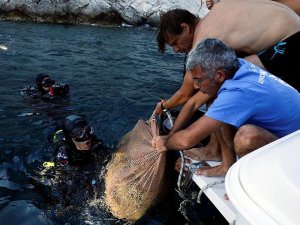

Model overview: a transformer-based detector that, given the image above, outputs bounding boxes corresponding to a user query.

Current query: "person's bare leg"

[184,98,222,161]
[195,125,236,177]
[234,124,278,157]
[184,132,222,161]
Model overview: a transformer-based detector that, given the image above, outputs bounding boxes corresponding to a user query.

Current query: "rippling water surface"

[0,21,228,225]
[0,21,187,224]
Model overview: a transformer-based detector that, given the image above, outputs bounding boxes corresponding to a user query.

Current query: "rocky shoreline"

[0,0,208,27]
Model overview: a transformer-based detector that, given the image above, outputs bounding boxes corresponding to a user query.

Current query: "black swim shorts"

[258,31,300,91]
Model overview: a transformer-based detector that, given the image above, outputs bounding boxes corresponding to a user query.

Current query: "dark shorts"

[258,31,300,91]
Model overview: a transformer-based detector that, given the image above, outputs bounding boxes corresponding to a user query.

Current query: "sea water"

[0,21,226,225]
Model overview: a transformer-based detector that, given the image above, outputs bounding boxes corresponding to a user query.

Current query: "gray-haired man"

[152,38,300,176]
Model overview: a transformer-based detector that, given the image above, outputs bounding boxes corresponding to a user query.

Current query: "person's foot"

[184,146,222,161]
[224,193,229,200]
[195,158,234,177]
[195,164,226,177]
[206,0,215,10]
[206,0,221,10]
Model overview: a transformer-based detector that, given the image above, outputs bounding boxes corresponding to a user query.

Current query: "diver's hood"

[35,73,50,92]
[62,115,88,138]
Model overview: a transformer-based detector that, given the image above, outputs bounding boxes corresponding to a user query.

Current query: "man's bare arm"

[166,115,225,150]
[156,71,197,113]
[170,91,211,134]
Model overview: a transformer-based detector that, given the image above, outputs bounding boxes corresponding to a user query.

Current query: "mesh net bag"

[104,114,167,221]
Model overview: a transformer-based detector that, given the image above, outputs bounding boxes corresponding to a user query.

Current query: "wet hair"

[35,73,50,93]
[186,38,239,76]
[156,9,198,53]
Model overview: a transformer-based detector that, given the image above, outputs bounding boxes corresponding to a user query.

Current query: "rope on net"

[197,179,225,204]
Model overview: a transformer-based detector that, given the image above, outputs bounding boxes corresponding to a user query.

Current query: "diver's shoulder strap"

[53,129,65,145]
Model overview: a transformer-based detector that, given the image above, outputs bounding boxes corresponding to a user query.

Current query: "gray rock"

[0,0,209,26]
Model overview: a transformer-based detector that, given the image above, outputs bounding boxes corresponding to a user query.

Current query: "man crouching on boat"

[152,38,300,177]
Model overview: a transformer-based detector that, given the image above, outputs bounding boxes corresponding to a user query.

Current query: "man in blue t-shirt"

[152,38,300,177]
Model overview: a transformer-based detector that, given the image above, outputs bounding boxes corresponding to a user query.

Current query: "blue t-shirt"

[205,59,300,137]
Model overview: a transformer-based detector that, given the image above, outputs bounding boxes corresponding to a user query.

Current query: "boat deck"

[192,161,237,225]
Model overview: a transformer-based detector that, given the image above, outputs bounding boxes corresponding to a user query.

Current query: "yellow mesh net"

[104,115,166,221]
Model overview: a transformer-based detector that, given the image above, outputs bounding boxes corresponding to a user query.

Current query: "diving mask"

[71,126,93,142]
[42,78,55,88]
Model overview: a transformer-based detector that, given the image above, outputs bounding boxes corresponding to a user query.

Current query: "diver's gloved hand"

[49,83,69,96]
[20,86,40,98]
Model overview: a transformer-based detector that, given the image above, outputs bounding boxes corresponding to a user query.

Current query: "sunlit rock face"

[0,0,208,26]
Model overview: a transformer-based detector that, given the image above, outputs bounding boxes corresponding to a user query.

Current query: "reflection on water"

[0,21,187,224]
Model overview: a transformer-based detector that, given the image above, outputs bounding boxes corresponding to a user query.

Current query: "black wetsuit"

[258,31,300,91]
[21,86,54,100]
[21,84,69,100]
[51,136,111,206]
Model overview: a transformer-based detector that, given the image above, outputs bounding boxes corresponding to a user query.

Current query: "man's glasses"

[192,70,216,86]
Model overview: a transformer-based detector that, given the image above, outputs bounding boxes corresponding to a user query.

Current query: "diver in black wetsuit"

[54,115,109,166]
[21,73,69,100]
[43,115,111,206]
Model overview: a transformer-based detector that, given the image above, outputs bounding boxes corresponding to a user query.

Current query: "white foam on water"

[0,45,8,50]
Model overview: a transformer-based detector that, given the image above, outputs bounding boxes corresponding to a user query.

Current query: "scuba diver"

[41,115,111,207]
[54,115,109,166]
[21,73,69,100]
